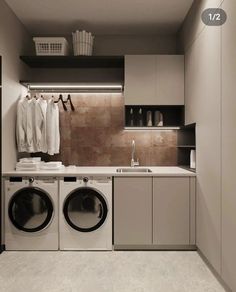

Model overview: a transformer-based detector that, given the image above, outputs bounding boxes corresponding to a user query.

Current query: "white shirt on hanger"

[26,98,36,152]
[46,99,60,155]
[35,97,47,153]
[16,97,28,152]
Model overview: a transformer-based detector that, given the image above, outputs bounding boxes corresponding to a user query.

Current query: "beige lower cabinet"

[114,176,195,248]
[114,177,152,245]
[153,177,190,245]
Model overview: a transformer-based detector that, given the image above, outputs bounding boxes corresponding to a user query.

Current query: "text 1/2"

[201,8,227,26]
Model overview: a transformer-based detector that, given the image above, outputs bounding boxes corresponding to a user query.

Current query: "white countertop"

[2,166,196,177]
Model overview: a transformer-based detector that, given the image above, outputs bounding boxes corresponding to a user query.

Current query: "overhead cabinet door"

[153,177,190,245]
[124,55,184,105]
[124,55,157,105]
[156,55,184,105]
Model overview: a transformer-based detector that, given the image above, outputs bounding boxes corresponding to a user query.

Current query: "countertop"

[2,166,196,177]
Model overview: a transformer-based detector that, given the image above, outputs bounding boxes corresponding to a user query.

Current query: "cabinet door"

[221,1,236,291]
[153,177,189,245]
[156,55,184,105]
[124,55,184,106]
[124,55,156,105]
[114,177,152,245]
[185,23,222,273]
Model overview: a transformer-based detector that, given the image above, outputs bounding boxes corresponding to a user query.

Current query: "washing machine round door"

[63,187,108,232]
[8,187,54,233]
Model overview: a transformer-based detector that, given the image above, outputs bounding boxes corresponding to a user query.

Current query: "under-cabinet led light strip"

[26,83,123,92]
[124,127,179,131]
[29,84,122,89]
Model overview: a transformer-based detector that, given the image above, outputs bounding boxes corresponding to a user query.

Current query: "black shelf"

[125,105,184,128]
[179,165,196,173]
[177,145,196,148]
[177,123,196,168]
[20,55,124,68]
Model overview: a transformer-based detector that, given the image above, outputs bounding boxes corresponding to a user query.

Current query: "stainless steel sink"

[116,168,152,173]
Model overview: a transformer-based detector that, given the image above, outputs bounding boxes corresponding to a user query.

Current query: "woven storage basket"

[72,31,94,56]
[33,37,69,56]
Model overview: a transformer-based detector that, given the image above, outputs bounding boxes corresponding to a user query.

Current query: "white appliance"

[4,177,58,250]
[60,176,112,250]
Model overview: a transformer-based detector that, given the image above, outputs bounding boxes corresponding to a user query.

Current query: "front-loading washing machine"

[59,176,112,250]
[4,176,58,250]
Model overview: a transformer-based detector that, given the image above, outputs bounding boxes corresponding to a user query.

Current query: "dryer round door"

[8,187,54,233]
[63,187,108,232]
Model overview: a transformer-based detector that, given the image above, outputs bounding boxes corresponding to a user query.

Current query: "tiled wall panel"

[36,93,177,166]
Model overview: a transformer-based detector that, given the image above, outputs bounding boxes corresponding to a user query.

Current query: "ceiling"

[5,0,194,36]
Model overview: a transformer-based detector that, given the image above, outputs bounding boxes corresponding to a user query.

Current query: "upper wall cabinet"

[124,55,184,105]
[124,55,156,105]
[156,56,184,105]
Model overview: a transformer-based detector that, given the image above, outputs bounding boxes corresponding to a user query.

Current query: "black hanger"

[54,94,67,111]
[66,94,75,111]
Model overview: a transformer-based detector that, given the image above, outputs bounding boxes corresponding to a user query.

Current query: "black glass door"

[8,187,54,233]
[63,187,108,232]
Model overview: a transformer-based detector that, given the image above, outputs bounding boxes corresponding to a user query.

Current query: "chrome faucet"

[131,140,139,167]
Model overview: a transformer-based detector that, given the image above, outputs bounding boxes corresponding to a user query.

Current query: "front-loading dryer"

[59,176,112,250]
[4,177,58,250]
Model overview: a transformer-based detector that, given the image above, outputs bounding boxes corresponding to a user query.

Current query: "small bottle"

[154,111,164,126]
[190,150,196,169]
[130,108,134,126]
[138,108,143,127]
[159,112,164,126]
[147,111,153,127]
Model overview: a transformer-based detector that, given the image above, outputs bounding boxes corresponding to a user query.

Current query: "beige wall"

[179,0,224,52]
[0,0,33,171]
[56,34,178,55]
[93,35,178,55]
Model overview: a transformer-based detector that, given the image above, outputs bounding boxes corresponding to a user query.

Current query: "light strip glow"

[124,127,180,131]
[28,83,123,90]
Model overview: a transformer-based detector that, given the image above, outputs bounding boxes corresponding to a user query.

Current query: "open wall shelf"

[125,105,184,129]
[177,123,196,171]
[177,145,196,148]
[20,56,124,68]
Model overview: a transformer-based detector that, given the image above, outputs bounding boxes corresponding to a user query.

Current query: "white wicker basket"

[72,31,94,56]
[33,37,69,56]
[73,41,93,56]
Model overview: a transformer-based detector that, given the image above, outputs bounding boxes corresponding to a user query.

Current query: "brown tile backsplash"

[36,93,177,166]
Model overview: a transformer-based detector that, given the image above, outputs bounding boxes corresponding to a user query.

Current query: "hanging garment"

[16,97,36,152]
[34,97,47,153]
[16,97,28,152]
[26,98,36,152]
[16,96,60,154]
[46,99,60,155]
